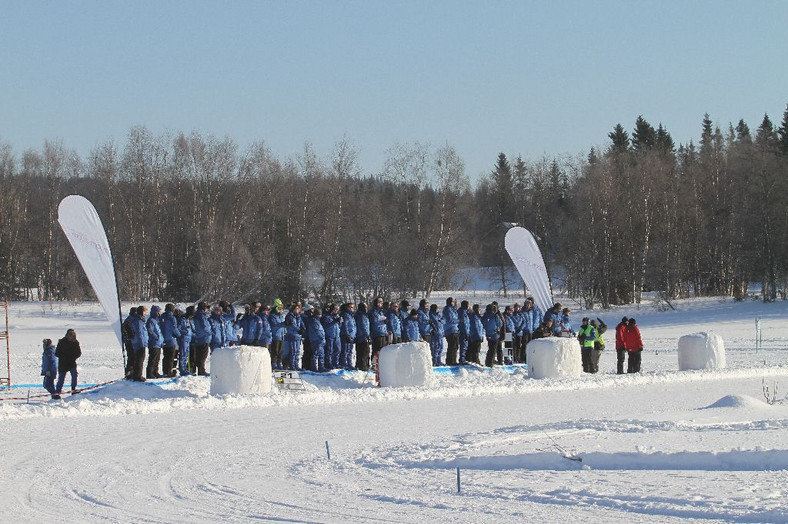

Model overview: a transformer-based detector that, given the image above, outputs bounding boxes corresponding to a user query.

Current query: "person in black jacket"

[55,328,82,395]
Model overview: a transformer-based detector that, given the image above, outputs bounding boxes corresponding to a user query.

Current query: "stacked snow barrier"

[678,332,726,371]
[526,338,582,379]
[378,341,435,387]
[210,345,273,395]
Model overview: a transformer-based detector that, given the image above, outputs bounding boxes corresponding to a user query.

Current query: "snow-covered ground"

[2,296,788,522]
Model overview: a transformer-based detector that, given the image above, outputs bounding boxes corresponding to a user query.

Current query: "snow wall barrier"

[526,338,582,379]
[677,332,726,371]
[378,341,435,388]
[210,345,273,395]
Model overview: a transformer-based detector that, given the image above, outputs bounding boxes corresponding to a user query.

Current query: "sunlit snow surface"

[2,296,788,522]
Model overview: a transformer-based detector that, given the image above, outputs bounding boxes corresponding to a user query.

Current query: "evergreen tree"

[655,123,675,154]
[632,115,657,151]
[608,124,629,153]
[778,103,788,154]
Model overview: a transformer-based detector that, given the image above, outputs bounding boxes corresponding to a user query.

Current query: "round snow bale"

[526,337,582,379]
[678,332,726,371]
[210,345,273,395]
[378,341,435,387]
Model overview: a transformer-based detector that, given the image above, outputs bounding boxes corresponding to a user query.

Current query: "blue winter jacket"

[469,312,484,342]
[160,310,181,347]
[285,311,305,342]
[561,313,573,334]
[209,312,226,348]
[223,306,238,344]
[239,313,259,344]
[504,313,515,333]
[147,306,164,348]
[429,310,445,338]
[341,310,357,342]
[369,307,388,337]
[458,308,470,337]
[131,314,149,351]
[192,309,212,345]
[307,314,326,344]
[387,309,402,339]
[417,306,432,337]
[442,305,459,335]
[482,311,502,340]
[269,311,287,341]
[404,317,421,342]
[322,312,341,340]
[399,309,410,340]
[531,305,544,332]
[41,343,58,376]
[258,313,272,345]
[354,311,370,342]
[177,316,193,346]
[521,307,534,334]
[512,310,525,335]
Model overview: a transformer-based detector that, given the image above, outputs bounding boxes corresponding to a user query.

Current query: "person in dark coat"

[122,307,137,379]
[55,329,82,395]
[41,338,59,399]
[615,316,628,374]
[624,318,644,373]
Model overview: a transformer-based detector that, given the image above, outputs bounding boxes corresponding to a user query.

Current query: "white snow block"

[210,345,273,395]
[527,338,582,379]
[378,342,435,388]
[678,332,726,371]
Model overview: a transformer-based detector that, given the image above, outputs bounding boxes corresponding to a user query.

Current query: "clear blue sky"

[2,1,787,180]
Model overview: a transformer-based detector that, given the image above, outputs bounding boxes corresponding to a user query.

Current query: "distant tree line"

[1,106,787,307]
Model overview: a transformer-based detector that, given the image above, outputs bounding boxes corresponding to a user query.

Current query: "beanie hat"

[273,298,283,309]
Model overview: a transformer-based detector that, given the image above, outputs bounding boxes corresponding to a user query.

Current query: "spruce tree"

[632,115,657,151]
[608,124,629,153]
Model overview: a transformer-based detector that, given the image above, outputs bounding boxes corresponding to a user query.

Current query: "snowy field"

[2,296,788,522]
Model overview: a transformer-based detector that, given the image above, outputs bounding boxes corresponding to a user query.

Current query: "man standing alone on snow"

[55,329,81,395]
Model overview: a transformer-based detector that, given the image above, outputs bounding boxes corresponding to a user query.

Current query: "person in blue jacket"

[417,299,432,343]
[209,305,227,353]
[192,302,212,376]
[482,304,503,367]
[285,303,305,370]
[219,301,238,347]
[387,302,402,345]
[369,297,389,359]
[457,300,470,365]
[355,302,371,371]
[160,303,182,377]
[129,305,149,381]
[404,309,421,342]
[146,305,164,378]
[429,303,445,366]
[268,299,287,370]
[398,300,410,342]
[257,303,273,350]
[322,303,342,370]
[529,297,544,334]
[443,297,460,365]
[41,338,59,399]
[238,304,258,346]
[511,302,525,363]
[340,302,357,370]
[468,304,484,364]
[307,307,327,371]
[176,306,194,376]
[122,307,137,379]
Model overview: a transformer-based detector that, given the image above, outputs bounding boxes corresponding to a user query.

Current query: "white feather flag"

[504,227,553,314]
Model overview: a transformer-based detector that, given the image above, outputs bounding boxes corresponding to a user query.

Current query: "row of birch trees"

[1,107,787,306]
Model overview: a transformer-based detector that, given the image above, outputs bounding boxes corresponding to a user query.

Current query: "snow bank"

[378,342,435,388]
[678,332,726,371]
[526,338,582,379]
[209,345,272,395]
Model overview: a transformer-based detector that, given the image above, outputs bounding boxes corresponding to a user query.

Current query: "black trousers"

[270,340,284,368]
[485,338,499,367]
[133,348,147,380]
[581,346,593,373]
[628,350,642,373]
[124,342,135,377]
[372,335,388,356]
[616,349,626,374]
[195,343,210,375]
[590,348,602,373]
[146,347,162,378]
[162,345,178,377]
[445,333,459,365]
[468,339,482,364]
[356,340,371,371]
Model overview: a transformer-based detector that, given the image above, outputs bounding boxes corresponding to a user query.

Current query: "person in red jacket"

[615,316,628,374]
[624,318,644,373]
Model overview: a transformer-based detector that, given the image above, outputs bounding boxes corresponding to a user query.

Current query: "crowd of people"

[102,296,645,380]
[38,297,645,394]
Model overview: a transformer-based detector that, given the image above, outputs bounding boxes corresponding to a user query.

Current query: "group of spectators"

[106,296,646,381]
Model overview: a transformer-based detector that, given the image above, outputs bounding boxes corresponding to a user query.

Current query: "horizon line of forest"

[1,105,787,308]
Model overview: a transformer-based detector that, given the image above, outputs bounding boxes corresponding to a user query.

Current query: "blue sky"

[2,1,787,180]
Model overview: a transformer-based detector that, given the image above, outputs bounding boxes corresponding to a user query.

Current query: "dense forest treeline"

[1,106,787,307]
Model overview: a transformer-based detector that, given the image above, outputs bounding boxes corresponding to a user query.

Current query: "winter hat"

[150,305,161,315]
[621,316,629,323]
[304,303,313,312]
[273,298,283,309]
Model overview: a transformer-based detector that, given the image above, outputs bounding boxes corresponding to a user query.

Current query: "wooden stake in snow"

[325,440,331,460]
[456,467,461,493]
